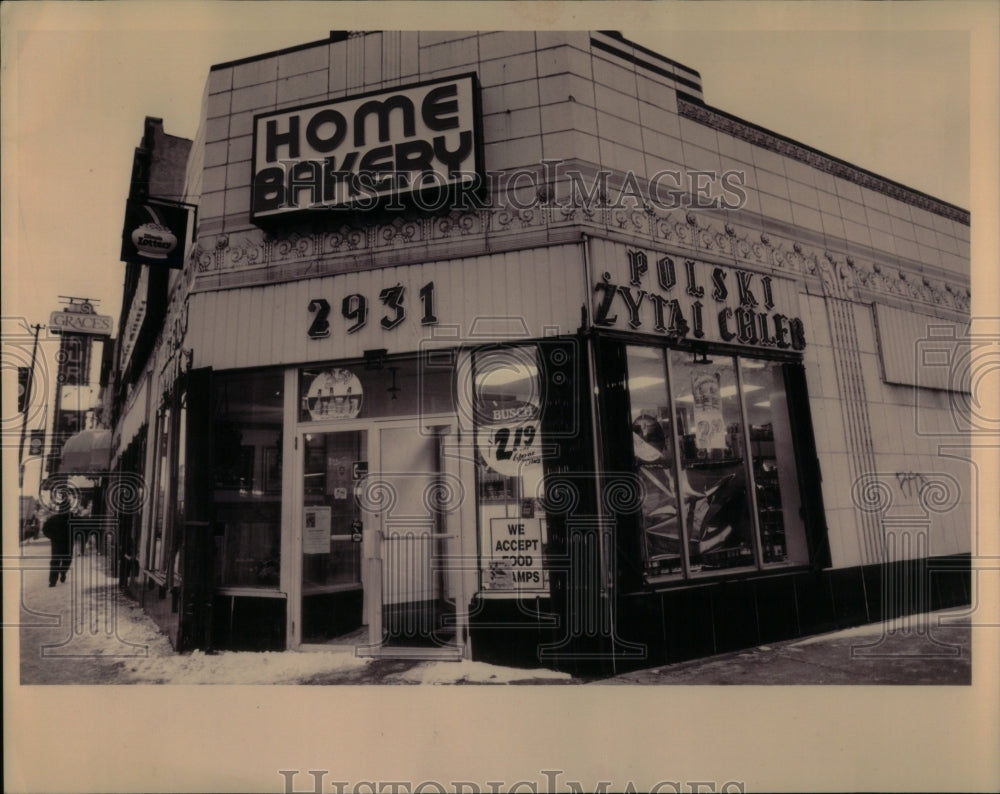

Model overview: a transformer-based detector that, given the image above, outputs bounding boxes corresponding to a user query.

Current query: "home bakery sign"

[252,74,482,221]
[590,241,806,350]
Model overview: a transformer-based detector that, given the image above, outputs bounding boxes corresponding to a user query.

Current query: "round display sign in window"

[305,369,363,420]
[477,400,544,496]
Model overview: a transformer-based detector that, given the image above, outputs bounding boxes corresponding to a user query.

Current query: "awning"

[59,429,112,474]
[111,376,148,466]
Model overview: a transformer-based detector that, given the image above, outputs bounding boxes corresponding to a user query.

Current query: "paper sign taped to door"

[487,558,513,589]
[303,506,332,554]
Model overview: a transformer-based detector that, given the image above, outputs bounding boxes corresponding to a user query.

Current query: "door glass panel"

[668,351,756,572]
[300,430,365,642]
[740,359,810,566]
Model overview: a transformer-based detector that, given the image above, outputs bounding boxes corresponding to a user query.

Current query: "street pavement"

[14,536,971,685]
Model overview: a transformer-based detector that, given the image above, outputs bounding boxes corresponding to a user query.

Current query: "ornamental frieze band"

[187,203,970,315]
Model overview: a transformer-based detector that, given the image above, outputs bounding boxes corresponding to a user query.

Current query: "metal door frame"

[290,418,370,650]
[288,413,467,657]
[359,417,466,659]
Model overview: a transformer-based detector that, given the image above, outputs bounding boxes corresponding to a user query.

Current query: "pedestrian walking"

[42,508,74,587]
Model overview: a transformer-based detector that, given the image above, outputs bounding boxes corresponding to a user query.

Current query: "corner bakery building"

[114,32,972,672]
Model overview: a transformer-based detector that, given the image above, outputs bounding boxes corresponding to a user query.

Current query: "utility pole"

[18,323,44,489]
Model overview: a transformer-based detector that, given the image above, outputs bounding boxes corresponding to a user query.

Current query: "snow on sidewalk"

[125,647,371,684]
[16,539,570,685]
[18,552,374,684]
[395,658,571,685]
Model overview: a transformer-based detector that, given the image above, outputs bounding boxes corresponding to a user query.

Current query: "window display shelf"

[683,457,745,470]
[216,586,285,598]
[301,582,363,595]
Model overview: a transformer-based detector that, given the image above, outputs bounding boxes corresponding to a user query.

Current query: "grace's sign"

[592,244,806,350]
[49,311,113,337]
[252,74,482,221]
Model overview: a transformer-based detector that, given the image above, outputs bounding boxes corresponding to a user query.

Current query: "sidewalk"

[601,608,971,685]
[15,537,970,685]
[15,537,575,686]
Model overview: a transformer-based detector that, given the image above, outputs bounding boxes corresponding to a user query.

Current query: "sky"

[1,2,987,331]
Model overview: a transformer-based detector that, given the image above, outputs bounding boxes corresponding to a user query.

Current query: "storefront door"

[298,428,367,644]
[365,422,463,658]
[294,420,464,657]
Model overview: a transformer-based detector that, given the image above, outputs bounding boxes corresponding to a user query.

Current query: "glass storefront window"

[211,369,283,589]
[668,350,755,574]
[626,347,682,578]
[298,353,454,423]
[622,344,809,581]
[172,400,187,591]
[473,346,548,592]
[739,359,810,567]
[145,397,187,588]
[176,402,186,520]
[147,407,170,573]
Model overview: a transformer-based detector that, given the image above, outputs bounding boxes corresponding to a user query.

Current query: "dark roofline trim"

[590,37,702,93]
[596,30,702,79]
[209,28,706,86]
[210,31,350,72]
[677,93,969,225]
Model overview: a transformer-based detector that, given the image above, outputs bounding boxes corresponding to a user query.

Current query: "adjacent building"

[108,31,972,673]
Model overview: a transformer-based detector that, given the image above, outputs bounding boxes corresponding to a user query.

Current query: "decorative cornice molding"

[186,204,969,315]
[677,95,970,227]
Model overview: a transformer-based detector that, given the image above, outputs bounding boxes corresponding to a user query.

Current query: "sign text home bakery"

[252,74,482,220]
